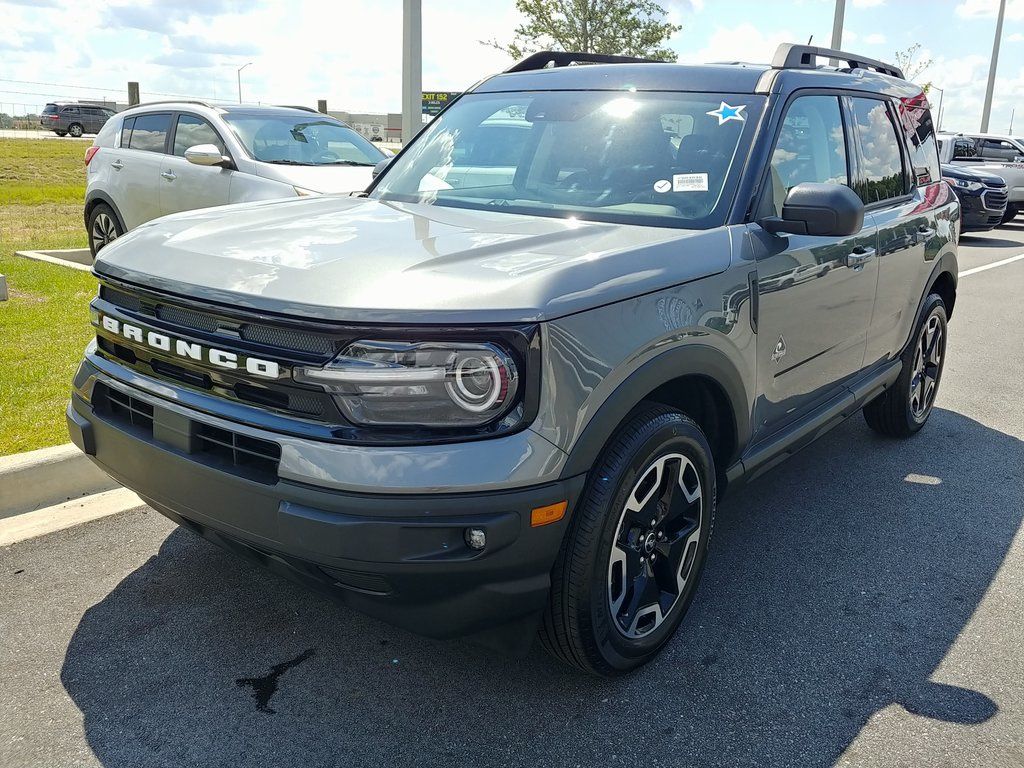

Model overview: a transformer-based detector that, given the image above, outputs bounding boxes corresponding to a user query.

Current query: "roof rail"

[128,99,220,110]
[275,104,319,113]
[505,50,659,73]
[772,43,905,80]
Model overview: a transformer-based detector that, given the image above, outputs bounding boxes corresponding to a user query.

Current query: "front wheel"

[1001,205,1018,225]
[864,294,947,437]
[67,123,84,138]
[539,405,716,676]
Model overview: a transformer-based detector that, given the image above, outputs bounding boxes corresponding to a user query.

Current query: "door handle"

[846,247,875,270]
[110,160,123,170]
[916,224,935,242]
[161,170,176,181]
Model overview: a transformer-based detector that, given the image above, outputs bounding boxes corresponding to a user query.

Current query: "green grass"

[0,138,93,455]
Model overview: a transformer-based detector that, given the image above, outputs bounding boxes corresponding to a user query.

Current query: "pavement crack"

[235,648,316,714]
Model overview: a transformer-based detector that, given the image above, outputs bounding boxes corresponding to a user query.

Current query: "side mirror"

[760,182,864,238]
[372,157,392,180]
[184,144,232,168]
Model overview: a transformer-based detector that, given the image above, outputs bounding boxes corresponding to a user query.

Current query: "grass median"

[1,138,94,456]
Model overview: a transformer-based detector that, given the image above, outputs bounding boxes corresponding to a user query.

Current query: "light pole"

[401,0,422,145]
[830,0,845,49]
[980,0,1006,132]
[237,62,252,104]
[930,86,944,131]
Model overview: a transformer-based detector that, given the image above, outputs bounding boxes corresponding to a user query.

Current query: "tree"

[893,43,933,89]
[484,0,681,62]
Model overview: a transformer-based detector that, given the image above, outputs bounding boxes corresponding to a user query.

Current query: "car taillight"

[85,146,99,166]
[49,115,59,120]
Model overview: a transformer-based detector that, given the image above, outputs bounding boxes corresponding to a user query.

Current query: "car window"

[42,104,58,115]
[127,113,170,153]
[850,97,907,205]
[373,90,764,230]
[222,114,384,166]
[978,138,1019,160]
[760,95,849,218]
[94,117,119,148]
[63,106,79,115]
[952,138,977,159]
[895,95,940,186]
[173,114,226,156]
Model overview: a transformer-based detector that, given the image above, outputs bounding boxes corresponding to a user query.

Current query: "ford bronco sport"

[69,45,958,676]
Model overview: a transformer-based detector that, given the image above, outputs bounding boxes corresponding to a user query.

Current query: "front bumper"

[68,368,585,649]
[953,188,1006,231]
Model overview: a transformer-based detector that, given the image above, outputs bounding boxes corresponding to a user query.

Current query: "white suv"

[84,101,388,256]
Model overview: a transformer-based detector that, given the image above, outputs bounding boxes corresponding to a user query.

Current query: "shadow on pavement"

[958,234,1024,248]
[61,409,1021,767]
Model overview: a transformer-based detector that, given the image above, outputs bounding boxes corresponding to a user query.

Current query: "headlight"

[953,179,984,192]
[294,340,520,427]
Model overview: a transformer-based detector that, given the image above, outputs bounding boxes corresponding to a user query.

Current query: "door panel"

[749,93,879,441]
[159,113,234,217]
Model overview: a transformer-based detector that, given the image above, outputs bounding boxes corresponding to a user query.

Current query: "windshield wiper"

[322,160,376,166]
[261,159,314,166]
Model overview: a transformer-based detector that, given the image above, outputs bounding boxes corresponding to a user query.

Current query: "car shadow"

[958,233,1023,248]
[60,409,1021,767]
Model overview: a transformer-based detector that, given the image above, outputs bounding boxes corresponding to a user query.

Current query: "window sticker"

[705,102,746,125]
[673,172,709,192]
[653,179,672,193]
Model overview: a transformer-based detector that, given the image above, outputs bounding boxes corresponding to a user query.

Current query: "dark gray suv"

[40,102,115,137]
[69,45,958,676]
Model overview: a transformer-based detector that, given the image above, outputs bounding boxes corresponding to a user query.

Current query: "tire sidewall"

[68,123,83,137]
[88,204,120,257]
[903,295,948,431]
[583,415,716,672]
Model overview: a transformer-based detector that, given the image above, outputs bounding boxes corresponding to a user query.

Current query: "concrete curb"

[0,443,119,520]
[15,248,93,272]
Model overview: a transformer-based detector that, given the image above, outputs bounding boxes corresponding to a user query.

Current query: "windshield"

[223,114,385,166]
[371,90,763,228]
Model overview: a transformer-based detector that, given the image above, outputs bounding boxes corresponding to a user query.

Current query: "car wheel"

[55,131,67,137]
[863,293,947,438]
[68,123,84,138]
[1001,205,1017,224]
[88,203,122,257]
[539,404,716,676]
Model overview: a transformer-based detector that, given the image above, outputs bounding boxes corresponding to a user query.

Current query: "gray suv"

[40,102,115,137]
[69,45,959,676]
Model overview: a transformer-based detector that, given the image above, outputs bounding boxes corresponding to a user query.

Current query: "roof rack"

[772,43,904,80]
[505,50,659,73]
[275,104,319,113]
[128,99,220,110]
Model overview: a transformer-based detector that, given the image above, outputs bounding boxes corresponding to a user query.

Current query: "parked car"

[938,131,1024,222]
[957,132,1024,162]
[70,45,958,676]
[941,163,1008,232]
[40,102,115,137]
[83,101,388,256]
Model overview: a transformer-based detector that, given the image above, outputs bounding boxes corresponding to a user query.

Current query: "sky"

[1,0,1022,133]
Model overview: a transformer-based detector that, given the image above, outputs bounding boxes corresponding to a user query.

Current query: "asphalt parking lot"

[2,226,1022,768]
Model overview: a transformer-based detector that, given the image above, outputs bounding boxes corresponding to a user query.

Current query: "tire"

[863,294,948,438]
[540,404,717,676]
[1001,205,1017,225]
[55,131,67,137]
[68,123,84,138]
[87,203,122,257]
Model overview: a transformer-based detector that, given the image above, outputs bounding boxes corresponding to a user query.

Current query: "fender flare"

[906,249,958,346]
[84,191,128,234]
[558,344,751,479]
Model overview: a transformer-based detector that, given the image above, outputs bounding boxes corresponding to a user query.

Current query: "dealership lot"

[1,228,1022,768]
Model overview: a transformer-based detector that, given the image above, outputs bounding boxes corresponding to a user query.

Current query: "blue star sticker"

[706,101,746,125]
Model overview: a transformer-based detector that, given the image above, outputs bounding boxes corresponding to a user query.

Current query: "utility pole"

[930,86,944,131]
[237,62,252,104]
[401,0,422,145]
[980,0,1006,132]
[830,0,845,49]
[127,82,139,106]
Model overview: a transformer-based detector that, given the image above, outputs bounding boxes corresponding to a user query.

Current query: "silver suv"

[84,101,387,256]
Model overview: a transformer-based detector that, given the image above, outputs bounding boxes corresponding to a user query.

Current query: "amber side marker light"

[531,501,567,527]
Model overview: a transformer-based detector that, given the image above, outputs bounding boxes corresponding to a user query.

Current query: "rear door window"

[978,138,1020,161]
[849,97,908,205]
[127,113,170,153]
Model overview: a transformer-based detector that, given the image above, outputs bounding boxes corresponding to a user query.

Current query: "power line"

[0,77,230,101]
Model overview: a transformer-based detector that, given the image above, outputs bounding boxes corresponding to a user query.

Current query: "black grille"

[103,386,154,434]
[982,188,1008,212]
[100,286,141,312]
[156,303,220,333]
[195,424,281,482]
[241,323,336,355]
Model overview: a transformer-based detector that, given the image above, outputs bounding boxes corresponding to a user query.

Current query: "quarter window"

[850,98,907,204]
[173,114,225,156]
[127,113,170,153]
[761,95,849,218]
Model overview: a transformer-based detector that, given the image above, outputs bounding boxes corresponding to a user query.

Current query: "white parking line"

[959,252,1024,277]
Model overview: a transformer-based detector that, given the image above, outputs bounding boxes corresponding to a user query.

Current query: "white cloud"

[677,22,796,66]
[956,0,1024,20]
[1009,31,1024,41]
[864,33,887,45]
[852,0,885,7]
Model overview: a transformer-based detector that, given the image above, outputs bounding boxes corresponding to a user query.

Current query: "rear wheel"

[68,123,84,138]
[88,203,122,257]
[55,131,67,137]
[1001,204,1018,224]
[864,294,947,438]
[540,404,716,676]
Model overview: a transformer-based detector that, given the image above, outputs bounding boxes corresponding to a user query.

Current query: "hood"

[255,162,375,194]
[941,163,1006,185]
[94,196,732,324]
